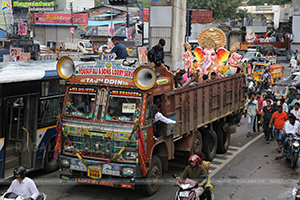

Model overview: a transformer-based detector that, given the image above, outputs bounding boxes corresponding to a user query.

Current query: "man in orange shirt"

[269,105,288,152]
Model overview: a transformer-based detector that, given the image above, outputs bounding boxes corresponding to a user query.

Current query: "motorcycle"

[173,174,213,200]
[259,76,269,92]
[0,192,47,200]
[282,134,300,169]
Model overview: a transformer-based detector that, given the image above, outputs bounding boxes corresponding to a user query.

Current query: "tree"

[95,0,108,7]
[187,0,243,20]
[247,0,290,5]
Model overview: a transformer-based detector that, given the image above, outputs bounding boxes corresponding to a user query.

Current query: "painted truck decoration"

[56,29,245,195]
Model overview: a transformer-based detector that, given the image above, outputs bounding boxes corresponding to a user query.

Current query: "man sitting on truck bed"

[148,38,170,71]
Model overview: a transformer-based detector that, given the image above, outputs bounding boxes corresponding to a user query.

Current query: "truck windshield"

[64,87,97,119]
[106,90,142,122]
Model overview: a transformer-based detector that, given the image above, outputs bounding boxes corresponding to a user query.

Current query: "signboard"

[75,61,135,78]
[20,53,31,61]
[122,103,136,113]
[18,22,27,36]
[138,47,148,63]
[187,10,213,24]
[78,26,86,35]
[10,47,22,62]
[70,27,74,34]
[34,13,88,26]
[13,1,54,7]
[108,23,114,37]
[126,28,132,39]
[139,9,149,22]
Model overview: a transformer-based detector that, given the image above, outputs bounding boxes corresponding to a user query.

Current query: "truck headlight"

[62,159,70,168]
[124,151,136,160]
[122,167,134,176]
[64,145,72,152]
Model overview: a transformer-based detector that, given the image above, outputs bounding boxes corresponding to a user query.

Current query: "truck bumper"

[60,174,135,189]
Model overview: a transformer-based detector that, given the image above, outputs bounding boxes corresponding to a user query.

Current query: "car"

[241,51,263,63]
[272,72,300,100]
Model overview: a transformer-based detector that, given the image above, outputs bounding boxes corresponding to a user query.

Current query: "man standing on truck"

[148,39,170,70]
[103,36,128,60]
[153,103,181,140]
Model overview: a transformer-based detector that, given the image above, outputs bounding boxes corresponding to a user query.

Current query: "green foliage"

[95,0,107,7]
[187,0,243,20]
[247,0,291,5]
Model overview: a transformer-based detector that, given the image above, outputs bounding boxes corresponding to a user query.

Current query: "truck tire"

[183,131,202,162]
[216,122,230,154]
[143,155,162,196]
[202,129,217,161]
[43,138,58,173]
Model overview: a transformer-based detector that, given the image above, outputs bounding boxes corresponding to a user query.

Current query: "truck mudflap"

[60,174,135,189]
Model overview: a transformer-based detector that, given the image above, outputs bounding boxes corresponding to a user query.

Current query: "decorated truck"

[56,28,245,195]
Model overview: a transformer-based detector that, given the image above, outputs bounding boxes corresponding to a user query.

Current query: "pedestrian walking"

[269,105,288,152]
[260,100,274,144]
[245,93,259,138]
[271,99,278,112]
[291,102,300,121]
[278,98,288,113]
[253,92,263,134]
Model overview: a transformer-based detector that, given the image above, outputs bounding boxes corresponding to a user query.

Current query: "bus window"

[27,40,33,45]
[12,40,17,46]
[41,80,60,96]
[19,40,26,46]
[38,98,60,128]
[28,46,33,53]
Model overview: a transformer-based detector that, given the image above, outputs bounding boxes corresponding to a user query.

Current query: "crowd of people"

[245,86,300,153]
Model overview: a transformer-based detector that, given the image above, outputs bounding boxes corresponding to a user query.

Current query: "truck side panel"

[173,74,245,137]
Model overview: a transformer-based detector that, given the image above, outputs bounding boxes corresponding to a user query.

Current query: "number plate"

[179,191,189,198]
[88,168,102,179]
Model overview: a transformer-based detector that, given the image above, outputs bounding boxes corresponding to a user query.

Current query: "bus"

[0,60,65,178]
[0,38,40,62]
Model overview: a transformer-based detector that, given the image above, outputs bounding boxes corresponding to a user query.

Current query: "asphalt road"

[0,63,293,200]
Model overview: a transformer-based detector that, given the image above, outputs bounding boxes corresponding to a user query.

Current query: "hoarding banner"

[187,10,213,24]
[18,22,27,35]
[139,9,149,22]
[34,13,88,26]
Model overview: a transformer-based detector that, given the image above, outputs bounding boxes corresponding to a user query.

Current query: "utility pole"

[70,2,74,42]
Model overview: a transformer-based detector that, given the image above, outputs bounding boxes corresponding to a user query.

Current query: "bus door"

[4,95,38,178]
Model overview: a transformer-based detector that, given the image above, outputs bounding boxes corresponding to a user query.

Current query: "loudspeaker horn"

[133,66,157,90]
[56,56,75,79]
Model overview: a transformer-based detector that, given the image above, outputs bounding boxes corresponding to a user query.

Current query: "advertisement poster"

[3,54,12,62]
[126,28,132,39]
[34,13,88,26]
[70,27,74,34]
[18,22,27,36]
[138,47,148,63]
[20,53,31,61]
[10,48,22,62]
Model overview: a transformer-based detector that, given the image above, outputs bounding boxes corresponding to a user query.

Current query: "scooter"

[282,134,300,169]
[173,174,212,200]
[0,192,47,200]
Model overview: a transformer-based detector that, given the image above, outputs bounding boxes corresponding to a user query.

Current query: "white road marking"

[210,133,264,177]
[228,146,240,150]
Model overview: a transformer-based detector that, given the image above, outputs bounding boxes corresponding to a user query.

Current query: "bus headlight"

[62,159,70,168]
[122,167,134,176]
[124,151,136,160]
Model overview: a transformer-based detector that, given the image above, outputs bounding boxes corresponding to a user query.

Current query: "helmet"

[188,154,201,167]
[13,166,26,179]
[289,86,296,91]
[267,89,272,92]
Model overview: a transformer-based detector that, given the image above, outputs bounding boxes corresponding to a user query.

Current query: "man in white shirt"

[278,98,288,113]
[282,114,300,152]
[291,57,298,73]
[6,166,39,200]
[291,102,300,121]
[153,103,181,140]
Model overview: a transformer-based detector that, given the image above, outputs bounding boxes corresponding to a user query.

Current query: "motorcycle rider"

[178,155,209,200]
[5,166,40,200]
[287,86,297,106]
[260,69,272,86]
[282,114,300,153]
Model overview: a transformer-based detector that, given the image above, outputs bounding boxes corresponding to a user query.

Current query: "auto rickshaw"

[46,40,65,52]
[252,62,283,85]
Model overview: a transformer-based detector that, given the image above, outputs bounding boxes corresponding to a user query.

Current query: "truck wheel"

[216,122,230,154]
[43,138,58,173]
[183,131,202,162]
[143,155,162,196]
[202,129,217,161]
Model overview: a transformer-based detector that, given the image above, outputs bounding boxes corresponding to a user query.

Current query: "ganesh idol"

[192,28,230,75]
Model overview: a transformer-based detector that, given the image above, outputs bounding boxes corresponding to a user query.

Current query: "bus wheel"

[43,138,58,173]
[216,122,230,154]
[143,155,162,196]
[202,129,217,161]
